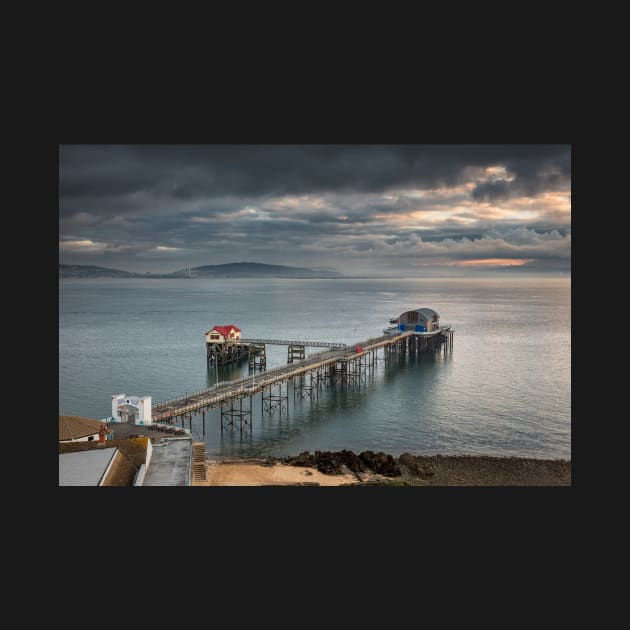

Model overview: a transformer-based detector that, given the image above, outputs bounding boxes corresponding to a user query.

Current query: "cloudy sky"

[59,145,571,276]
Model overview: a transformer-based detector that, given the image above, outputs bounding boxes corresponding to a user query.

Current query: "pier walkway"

[152,330,419,422]
[240,338,345,348]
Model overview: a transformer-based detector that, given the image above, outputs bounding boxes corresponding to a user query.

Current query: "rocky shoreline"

[206,450,571,486]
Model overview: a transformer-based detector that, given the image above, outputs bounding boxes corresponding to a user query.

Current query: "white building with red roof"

[205,324,241,343]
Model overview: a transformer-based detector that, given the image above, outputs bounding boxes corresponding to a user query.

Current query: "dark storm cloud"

[59,145,571,274]
[471,148,570,201]
[471,170,569,201]
[60,145,570,203]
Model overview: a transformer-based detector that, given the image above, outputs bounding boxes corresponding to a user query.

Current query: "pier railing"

[152,345,350,410]
[152,330,413,418]
[240,338,345,348]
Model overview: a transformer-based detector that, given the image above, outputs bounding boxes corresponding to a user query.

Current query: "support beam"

[249,344,267,370]
[287,344,306,364]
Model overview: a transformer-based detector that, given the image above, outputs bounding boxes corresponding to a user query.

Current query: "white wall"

[206,329,241,342]
[112,393,152,425]
[145,438,153,468]
[99,449,121,486]
[60,432,100,443]
[112,394,126,419]
[133,464,146,486]
[138,397,152,425]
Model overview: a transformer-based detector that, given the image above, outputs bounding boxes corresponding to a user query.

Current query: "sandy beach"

[193,451,571,486]
[200,461,358,486]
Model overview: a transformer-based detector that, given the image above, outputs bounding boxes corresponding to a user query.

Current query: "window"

[88,436,94,441]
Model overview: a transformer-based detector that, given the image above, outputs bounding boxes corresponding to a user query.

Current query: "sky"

[59,145,571,276]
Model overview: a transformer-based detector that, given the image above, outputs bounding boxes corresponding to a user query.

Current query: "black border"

[48,103,574,558]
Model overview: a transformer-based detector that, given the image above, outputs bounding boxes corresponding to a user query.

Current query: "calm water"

[59,277,571,459]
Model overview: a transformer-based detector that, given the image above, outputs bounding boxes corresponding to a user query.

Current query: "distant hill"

[60,262,343,279]
[59,264,139,278]
[172,262,343,278]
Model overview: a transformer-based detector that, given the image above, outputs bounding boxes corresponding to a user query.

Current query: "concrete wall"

[98,449,121,486]
[129,438,152,486]
[145,438,153,468]
[133,464,146,486]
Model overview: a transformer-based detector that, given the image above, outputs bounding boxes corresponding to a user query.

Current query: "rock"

[399,452,417,467]
[314,451,343,475]
[359,450,402,477]
[288,449,401,477]
[399,452,435,478]
[288,451,317,467]
[337,449,368,473]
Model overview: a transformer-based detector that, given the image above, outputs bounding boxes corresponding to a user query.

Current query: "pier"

[106,307,454,435]
[206,328,346,368]
[239,338,345,348]
[152,318,454,432]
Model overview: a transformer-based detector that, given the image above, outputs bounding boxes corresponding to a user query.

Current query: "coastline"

[194,451,571,486]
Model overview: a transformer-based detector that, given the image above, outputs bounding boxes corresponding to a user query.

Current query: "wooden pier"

[207,336,344,367]
[240,338,345,348]
[154,326,454,430]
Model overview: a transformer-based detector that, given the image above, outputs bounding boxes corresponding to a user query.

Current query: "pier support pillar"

[220,396,252,432]
[262,382,288,414]
[287,344,305,364]
[207,341,249,367]
[249,344,267,370]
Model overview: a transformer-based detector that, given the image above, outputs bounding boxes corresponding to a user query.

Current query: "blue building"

[388,308,440,333]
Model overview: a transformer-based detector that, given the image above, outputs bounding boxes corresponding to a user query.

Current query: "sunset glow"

[450,258,535,267]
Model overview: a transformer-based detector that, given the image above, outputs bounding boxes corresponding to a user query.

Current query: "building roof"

[207,324,240,336]
[59,448,118,486]
[59,415,109,441]
[417,308,439,320]
[59,438,150,486]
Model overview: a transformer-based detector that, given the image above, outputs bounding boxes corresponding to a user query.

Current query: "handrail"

[240,338,345,348]
[152,330,412,411]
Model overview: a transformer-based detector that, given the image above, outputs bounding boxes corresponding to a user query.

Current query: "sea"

[59,276,571,460]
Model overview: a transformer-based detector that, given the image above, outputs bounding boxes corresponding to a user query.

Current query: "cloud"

[59,145,571,274]
[60,145,570,202]
[59,239,108,254]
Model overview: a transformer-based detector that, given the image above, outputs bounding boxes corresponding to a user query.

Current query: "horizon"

[59,145,571,275]
[59,260,569,279]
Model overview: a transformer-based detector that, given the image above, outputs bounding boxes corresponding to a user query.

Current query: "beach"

[200,460,358,486]
[193,451,571,486]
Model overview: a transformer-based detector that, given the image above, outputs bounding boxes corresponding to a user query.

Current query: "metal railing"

[240,338,345,348]
[152,330,412,416]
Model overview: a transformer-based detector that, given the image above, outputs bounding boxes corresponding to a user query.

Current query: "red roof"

[208,325,240,336]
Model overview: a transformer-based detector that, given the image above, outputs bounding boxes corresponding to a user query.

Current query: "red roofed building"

[205,325,241,344]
